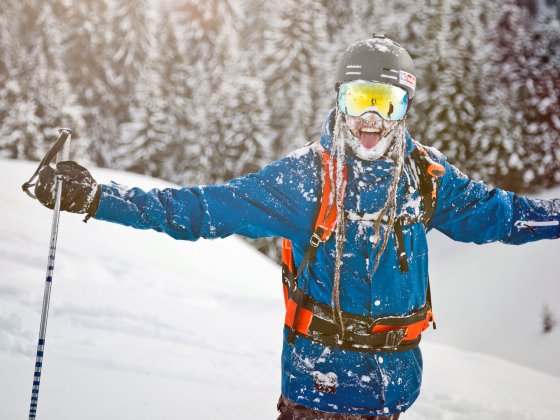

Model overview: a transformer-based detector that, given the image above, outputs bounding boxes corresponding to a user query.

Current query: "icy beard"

[334,111,406,161]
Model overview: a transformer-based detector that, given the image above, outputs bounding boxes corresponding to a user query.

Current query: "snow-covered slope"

[1,158,559,419]
[428,223,560,377]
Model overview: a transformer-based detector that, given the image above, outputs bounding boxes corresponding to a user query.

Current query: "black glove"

[34,161,101,218]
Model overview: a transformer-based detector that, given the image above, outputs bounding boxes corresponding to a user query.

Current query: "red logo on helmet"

[399,71,416,91]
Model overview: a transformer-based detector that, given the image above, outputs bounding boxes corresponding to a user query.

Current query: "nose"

[360,111,383,124]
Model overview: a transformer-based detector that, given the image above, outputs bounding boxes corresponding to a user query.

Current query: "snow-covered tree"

[103,0,194,183]
[261,0,329,157]
[0,0,19,157]
[320,0,357,42]
[62,0,116,165]
[1,0,559,200]
[117,3,187,180]
[415,0,486,171]
[472,1,551,191]
[0,0,82,160]
[166,0,243,184]
[196,76,270,184]
[516,14,560,190]
[105,0,155,166]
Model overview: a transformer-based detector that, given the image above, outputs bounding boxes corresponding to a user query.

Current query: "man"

[30,35,560,419]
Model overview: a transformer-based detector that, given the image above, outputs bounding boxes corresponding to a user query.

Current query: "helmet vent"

[380,68,399,81]
[346,64,362,76]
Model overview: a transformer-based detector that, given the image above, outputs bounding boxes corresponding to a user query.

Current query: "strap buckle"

[309,226,326,248]
[383,328,407,349]
[309,232,322,248]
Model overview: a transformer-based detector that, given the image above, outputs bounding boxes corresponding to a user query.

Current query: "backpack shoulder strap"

[313,145,348,243]
[282,143,347,279]
[407,141,445,328]
[408,142,445,227]
[282,143,348,344]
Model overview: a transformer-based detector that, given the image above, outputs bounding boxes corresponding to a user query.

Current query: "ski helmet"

[335,34,416,104]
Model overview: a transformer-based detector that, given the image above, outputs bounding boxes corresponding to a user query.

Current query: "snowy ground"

[1,158,559,419]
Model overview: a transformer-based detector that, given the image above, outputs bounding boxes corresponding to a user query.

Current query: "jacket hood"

[319,108,415,161]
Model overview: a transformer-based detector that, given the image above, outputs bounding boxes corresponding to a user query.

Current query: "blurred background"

[1,0,559,257]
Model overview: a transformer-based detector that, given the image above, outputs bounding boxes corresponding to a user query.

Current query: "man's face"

[343,112,399,160]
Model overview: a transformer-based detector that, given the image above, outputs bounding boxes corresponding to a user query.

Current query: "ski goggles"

[337,81,409,121]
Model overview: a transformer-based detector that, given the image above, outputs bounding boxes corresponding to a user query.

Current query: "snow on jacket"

[94,109,560,416]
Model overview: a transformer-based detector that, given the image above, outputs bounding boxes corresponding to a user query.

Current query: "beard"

[334,111,406,161]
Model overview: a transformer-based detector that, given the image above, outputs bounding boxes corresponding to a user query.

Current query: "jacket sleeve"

[93,147,320,242]
[428,148,560,245]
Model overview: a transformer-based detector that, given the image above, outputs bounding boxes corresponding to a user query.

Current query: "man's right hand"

[34,161,101,217]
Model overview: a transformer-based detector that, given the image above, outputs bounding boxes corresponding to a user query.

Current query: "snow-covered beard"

[335,111,406,161]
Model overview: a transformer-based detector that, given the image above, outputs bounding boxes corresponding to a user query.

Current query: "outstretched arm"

[427,149,560,245]
[93,146,321,243]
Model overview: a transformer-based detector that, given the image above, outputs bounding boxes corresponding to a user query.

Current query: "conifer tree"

[198,76,270,184]
[106,0,155,166]
[118,3,186,180]
[261,0,329,157]
[475,2,534,191]
[320,0,357,42]
[236,0,269,69]
[1,0,559,201]
[417,0,486,171]
[63,0,115,165]
[0,0,81,160]
[0,0,19,157]
[169,1,209,174]
[400,0,452,149]
[314,0,366,134]
[516,14,560,190]
[169,0,247,184]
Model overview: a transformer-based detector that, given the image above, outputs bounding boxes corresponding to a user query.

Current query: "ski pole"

[26,128,72,420]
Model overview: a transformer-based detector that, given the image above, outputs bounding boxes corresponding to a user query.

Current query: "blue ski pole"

[24,128,72,419]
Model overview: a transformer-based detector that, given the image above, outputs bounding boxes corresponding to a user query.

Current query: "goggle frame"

[337,80,410,121]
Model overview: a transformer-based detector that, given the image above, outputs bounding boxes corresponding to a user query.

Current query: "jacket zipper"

[514,220,559,235]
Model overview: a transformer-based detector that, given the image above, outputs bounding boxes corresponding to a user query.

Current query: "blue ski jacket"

[94,110,560,416]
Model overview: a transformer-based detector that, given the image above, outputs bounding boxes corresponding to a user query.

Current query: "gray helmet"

[335,34,416,102]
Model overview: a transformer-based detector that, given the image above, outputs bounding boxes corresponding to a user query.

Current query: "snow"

[1,158,560,419]
[427,213,560,378]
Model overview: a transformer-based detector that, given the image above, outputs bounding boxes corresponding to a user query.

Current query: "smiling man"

[30,35,560,419]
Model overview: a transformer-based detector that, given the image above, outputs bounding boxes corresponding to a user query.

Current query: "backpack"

[281,142,445,352]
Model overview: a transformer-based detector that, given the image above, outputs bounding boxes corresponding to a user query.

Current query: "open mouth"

[358,127,381,149]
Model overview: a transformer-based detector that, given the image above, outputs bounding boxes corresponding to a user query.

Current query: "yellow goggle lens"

[338,81,409,121]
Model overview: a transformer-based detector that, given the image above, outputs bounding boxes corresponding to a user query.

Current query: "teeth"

[361,127,380,133]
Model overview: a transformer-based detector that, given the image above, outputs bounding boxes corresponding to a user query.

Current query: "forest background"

[1,0,559,258]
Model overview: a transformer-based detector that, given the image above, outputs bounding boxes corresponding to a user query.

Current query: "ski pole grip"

[21,128,73,199]
[57,128,72,163]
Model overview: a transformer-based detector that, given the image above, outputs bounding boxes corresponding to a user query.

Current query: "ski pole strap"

[283,287,434,353]
[22,128,73,199]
